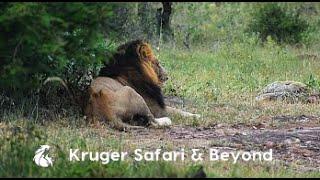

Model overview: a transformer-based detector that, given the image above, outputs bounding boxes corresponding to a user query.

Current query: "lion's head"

[111,39,168,86]
[136,42,168,85]
[99,40,168,108]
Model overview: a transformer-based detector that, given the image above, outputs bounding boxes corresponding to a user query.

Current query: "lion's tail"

[43,76,72,97]
[42,76,88,113]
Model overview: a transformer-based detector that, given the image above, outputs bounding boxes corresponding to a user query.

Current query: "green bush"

[248,3,308,44]
[0,3,118,96]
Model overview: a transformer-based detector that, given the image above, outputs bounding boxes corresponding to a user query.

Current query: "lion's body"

[85,77,158,129]
[85,40,171,130]
[85,40,199,130]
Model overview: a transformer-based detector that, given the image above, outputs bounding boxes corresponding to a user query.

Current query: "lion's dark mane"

[99,40,165,108]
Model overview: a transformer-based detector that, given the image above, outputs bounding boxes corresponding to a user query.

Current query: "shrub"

[248,3,308,44]
[0,3,118,97]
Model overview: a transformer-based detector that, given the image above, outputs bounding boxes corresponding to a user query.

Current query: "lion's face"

[137,42,168,86]
[151,58,168,85]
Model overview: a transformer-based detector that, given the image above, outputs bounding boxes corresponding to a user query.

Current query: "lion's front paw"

[154,117,172,126]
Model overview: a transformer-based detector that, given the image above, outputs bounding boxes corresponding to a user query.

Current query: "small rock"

[264,141,275,148]
[284,139,293,145]
[293,138,301,144]
[256,81,310,103]
[305,141,312,145]
[255,123,267,129]
[241,132,248,136]
[301,149,313,157]
[234,143,243,149]
[196,127,204,131]
[216,123,227,128]
[307,94,320,104]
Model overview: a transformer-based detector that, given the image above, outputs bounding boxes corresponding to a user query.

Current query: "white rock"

[256,81,309,103]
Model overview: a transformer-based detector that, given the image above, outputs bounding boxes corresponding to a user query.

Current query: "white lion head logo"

[33,145,53,167]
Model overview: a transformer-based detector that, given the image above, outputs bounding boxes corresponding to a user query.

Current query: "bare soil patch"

[121,124,320,172]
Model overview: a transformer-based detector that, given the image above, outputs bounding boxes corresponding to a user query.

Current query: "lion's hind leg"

[108,117,145,131]
[94,88,146,131]
[116,86,155,126]
[116,86,172,128]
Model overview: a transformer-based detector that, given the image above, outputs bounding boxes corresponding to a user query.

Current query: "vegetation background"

[0,2,320,177]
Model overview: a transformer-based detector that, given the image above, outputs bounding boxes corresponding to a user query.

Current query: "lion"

[85,39,200,131]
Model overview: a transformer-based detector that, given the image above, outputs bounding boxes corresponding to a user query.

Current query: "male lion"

[85,40,200,131]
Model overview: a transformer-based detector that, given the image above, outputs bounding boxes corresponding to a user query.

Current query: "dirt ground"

[125,124,319,170]
[114,96,320,173]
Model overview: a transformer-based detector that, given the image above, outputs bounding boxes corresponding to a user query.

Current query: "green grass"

[162,39,320,103]
[1,120,320,178]
[160,38,320,126]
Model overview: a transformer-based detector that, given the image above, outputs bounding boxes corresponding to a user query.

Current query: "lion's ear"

[92,90,104,98]
[99,89,109,97]
[92,91,100,98]
[137,44,153,60]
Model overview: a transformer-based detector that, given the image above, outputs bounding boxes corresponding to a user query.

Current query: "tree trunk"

[160,2,174,43]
